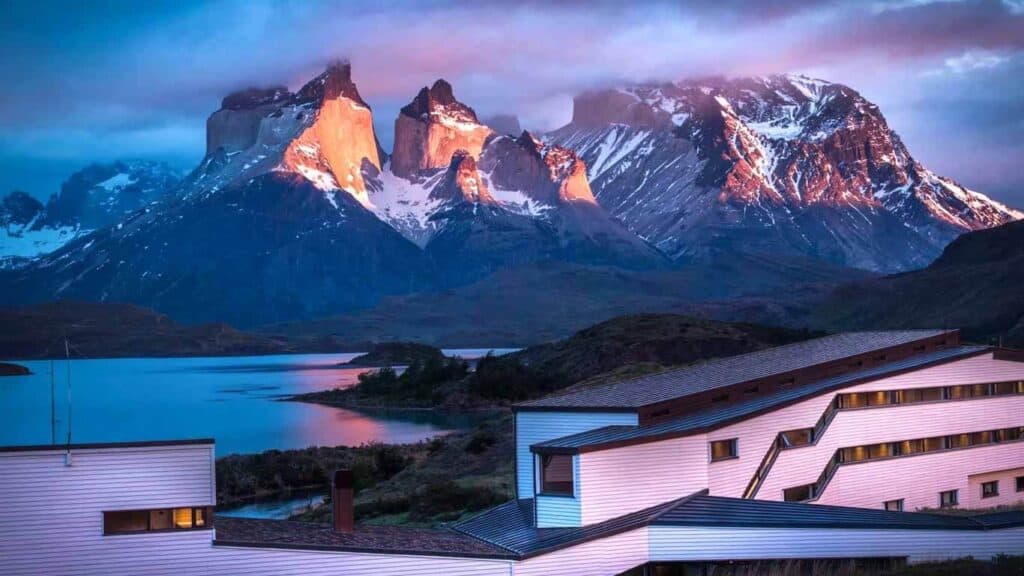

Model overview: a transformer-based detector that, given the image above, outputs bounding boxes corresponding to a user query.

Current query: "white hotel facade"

[2,330,1023,575]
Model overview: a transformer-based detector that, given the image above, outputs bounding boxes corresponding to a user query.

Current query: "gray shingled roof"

[531,345,988,452]
[214,516,512,559]
[516,330,953,410]
[452,492,1024,559]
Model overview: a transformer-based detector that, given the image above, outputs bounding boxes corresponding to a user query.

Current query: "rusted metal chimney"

[332,469,354,533]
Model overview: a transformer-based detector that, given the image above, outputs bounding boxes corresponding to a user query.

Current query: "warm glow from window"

[174,508,194,528]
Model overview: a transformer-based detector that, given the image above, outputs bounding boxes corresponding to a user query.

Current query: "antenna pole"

[65,338,73,466]
[50,359,56,445]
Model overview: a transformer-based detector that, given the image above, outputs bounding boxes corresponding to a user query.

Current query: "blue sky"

[1,0,1022,205]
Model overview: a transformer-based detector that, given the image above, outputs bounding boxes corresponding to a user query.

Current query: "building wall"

[513,527,648,576]
[0,445,510,576]
[968,467,1024,508]
[648,525,1024,564]
[578,435,707,525]
[514,410,638,498]
[818,442,1024,511]
[535,454,582,527]
[707,353,1024,506]
[759,395,1024,504]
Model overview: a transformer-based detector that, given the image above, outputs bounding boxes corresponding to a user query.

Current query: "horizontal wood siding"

[579,435,707,525]
[513,527,648,576]
[968,467,1024,508]
[515,411,637,498]
[760,394,1024,504]
[649,525,1024,564]
[536,455,582,527]
[708,353,1024,503]
[818,442,1024,511]
[0,445,509,576]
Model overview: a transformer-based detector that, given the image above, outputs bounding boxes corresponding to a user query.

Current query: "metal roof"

[516,330,953,410]
[452,492,1024,559]
[451,494,695,558]
[0,438,215,453]
[531,346,989,452]
[653,495,1000,530]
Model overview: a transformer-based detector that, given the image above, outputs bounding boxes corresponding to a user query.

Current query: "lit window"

[104,507,213,535]
[982,481,999,499]
[883,499,904,512]
[709,438,738,462]
[539,454,573,496]
[780,429,813,448]
[939,489,958,508]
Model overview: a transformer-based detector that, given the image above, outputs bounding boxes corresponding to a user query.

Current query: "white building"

[1,330,1022,575]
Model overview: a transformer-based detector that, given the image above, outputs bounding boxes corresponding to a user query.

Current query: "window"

[709,438,738,462]
[780,429,813,448]
[1017,476,1024,493]
[867,391,891,406]
[884,499,904,512]
[939,489,959,508]
[539,454,573,496]
[784,484,814,502]
[104,507,212,535]
[982,481,999,499]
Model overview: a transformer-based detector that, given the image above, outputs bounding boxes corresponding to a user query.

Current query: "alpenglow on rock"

[547,74,1022,272]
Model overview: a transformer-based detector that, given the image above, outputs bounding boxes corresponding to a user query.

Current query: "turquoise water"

[0,350,511,456]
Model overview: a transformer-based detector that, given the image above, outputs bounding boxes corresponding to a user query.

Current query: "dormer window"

[539,454,574,496]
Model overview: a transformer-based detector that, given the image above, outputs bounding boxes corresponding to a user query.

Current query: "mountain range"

[0,160,182,268]
[0,61,1018,328]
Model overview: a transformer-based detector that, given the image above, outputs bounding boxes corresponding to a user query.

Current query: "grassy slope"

[813,220,1024,346]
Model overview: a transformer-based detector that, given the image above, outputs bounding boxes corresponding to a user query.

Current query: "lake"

[0,350,512,456]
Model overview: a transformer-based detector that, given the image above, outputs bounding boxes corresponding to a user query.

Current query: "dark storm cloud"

[0,0,1021,205]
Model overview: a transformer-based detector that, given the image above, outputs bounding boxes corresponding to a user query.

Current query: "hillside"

[513,313,821,385]
[266,257,865,347]
[0,300,342,359]
[814,220,1024,346]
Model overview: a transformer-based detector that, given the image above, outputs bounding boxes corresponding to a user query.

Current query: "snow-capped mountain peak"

[548,74,1021,272]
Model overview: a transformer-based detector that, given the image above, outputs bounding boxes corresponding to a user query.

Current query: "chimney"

[332,469,354,533]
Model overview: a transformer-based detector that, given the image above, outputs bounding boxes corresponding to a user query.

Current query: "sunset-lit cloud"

[1,0,1022,204]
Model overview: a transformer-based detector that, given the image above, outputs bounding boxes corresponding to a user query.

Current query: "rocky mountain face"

[367,80,663,279]
[1,62,657,325]
[0,160,182,268]
[547,75,1021,272]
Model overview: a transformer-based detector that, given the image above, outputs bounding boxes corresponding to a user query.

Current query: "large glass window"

[104,507,213,535]
[709,438,738,462]
[539,454,574,496]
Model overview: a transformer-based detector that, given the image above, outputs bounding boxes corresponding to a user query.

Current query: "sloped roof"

[516,330,953,410]
[452,492,1024,560]
[214,516,512,559]
[531,345,988,452]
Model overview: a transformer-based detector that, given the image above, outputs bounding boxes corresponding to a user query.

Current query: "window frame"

[537,453,575,497]
[939,489,959,508]
[883,499,904,512]
[981,480,999,499]
[709,438,739,462]
[103,506,213,536]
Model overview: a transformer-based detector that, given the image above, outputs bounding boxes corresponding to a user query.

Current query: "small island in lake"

[343,342,446,367]
[0,362,31,376]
